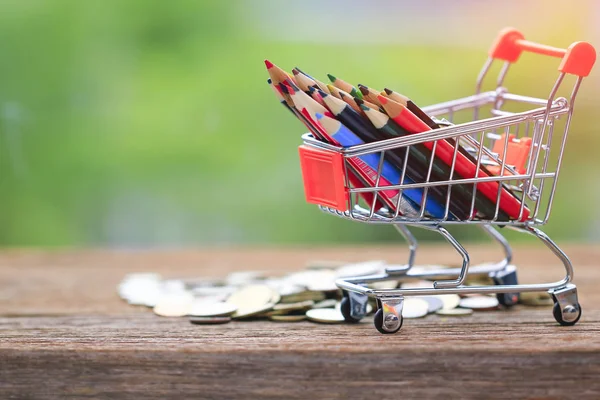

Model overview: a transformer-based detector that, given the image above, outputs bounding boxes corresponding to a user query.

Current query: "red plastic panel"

[298,145,348,211]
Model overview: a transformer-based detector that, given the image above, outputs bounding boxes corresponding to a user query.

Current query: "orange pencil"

[293,68,331,94]
[377,95,429,133]
[382,88,438,129]
[265,60,297,87]
[358,84,383,107]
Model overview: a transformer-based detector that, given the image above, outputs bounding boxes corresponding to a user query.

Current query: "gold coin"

[227,284,280,318]
[187,301,237,317]
[269,314,306,322]
[436,308,474,316]
[153,292,194,317]
[368,280,399,290]
[312,299,338,309]
[232,303,275,319]
[519,292,554,307]
[306,308,345,324]
[273,300,315,312]
[189,316,232,325]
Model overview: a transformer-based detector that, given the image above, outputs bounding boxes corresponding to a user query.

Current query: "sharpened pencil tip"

[267,78,272,84]
[327,73,337,83]
[315,113,324,120]
[358,86,370,96]
[354,97,364,106]
[292,68,300,75]
[279,82,290,94]
[384,88,393,95]
[307,86,316,93]
[264,59,274,69]
[377,94,388,104]
[359,103,369,111]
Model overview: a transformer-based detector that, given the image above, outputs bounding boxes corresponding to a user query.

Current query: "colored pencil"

[327,74,363,99]
[382,88,439,129]
[377,95,523,221]
[316,113,423,215]
[320,91,448,217]
[359,103,511,220]
[326,84,345,100]
[359,102,475,219]
[319,90,381,141]
[292,69,318,92]
[353,96,384,114]
[325,84,362,114]
[306,86,326,107]
[293,68,331,94]
[265,60,297,87]
[280,82,329,119]
[267,78,294,114]
[338,91,363,113]
[358,84,383,107]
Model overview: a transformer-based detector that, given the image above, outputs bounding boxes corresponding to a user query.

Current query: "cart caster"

[373,298,404,334]
[550,284,582,326]
[491,265,519,307]
[340,291,369,323]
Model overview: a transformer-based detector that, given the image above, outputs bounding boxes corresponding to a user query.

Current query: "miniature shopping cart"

[298,28,596,334]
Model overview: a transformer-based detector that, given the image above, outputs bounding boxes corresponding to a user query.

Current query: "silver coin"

[402,298,429,319]
[187,301,237,317]
[305,260,347,270]
[227,284,280,317]
[280,290,325,304]
[306,308,345,324]
[272,300,314,313]
[401,280,434,289]
[226,271,265,286]
[232,303,275,319]
[118,274,163,306]
[368,280,399,290]
[419,296,444,313]
[274,283,305,297]
[189,316,231,325]
[459,296,499,310]
[269,314,306,322]
[285,270,336,290]
[120,272,162,285]
[435,294,461,310]
[153,292,194,317]
[190,285,236,300]
[436,308,473,316]
[335,260,385,278]
[312,299,338,309]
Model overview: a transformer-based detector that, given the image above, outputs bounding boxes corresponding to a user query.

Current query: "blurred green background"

[0,0,598,247]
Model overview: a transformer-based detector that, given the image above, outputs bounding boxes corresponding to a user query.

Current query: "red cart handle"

[489,27,596,77]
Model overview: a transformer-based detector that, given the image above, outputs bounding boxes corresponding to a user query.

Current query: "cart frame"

[298,28,595,333]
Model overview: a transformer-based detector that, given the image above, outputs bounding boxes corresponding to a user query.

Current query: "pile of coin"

[117,260,553,325]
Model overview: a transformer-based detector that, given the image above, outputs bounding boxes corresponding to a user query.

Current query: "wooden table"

[1,245,600,399]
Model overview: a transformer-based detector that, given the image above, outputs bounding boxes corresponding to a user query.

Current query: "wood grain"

[1,245,600,399]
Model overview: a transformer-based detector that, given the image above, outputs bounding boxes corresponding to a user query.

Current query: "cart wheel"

[491,265,519,307]
[552,301,582,326]
[496,292,519,308]
[340,296,361,323]
[374,309,402,334]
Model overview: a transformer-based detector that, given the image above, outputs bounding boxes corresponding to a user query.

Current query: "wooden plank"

[1,245,600,399]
